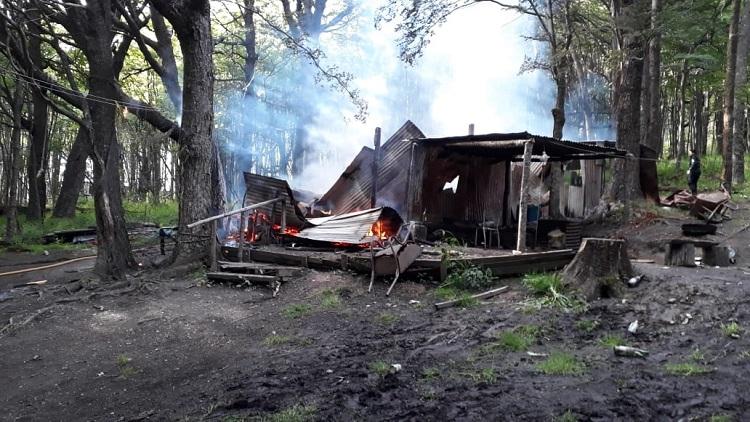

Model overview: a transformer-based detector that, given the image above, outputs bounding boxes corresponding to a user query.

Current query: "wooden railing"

[186,197,286,271]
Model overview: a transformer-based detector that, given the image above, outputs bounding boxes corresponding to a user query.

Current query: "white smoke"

[293,1,556,193]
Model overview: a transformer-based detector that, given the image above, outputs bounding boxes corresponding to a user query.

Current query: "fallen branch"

[0,305,58,339]
[434,286,509,310]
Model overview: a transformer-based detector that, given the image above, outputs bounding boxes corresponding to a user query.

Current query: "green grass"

[555,410,578,422]
[536,352,585,376]
[434,286,478,308]
[461,367,497,384]
[575,319,600,333]
[255,404,317,422]
[721,322,742,338]
[116,354,137,378]
[319,289,342,309]
[482,325,542,353]
[421,367,441,380]
[598,334,626,348]
[656,153,750,198]
[377,312,399,325]
[664,362,712,376]
[369,360,391,377]
[0,198,177,250]
[690,348,705,362]
[709,414,734,422]
[263,334,292,347]
[522,272,581,310]
[282,304,312,319]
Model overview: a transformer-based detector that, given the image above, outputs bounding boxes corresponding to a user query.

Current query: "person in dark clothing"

[687,149,701,195]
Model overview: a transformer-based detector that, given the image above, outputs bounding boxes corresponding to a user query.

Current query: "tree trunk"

[53,126,90,217]
[732,0,750,184]
[645,0,663,155]
[562,238,633,300]
[549,67,566,218]
[722,0,741,191]
[4,82,24,242]
[50,142,62,203]
[25,10,49,220]
[676,60,688,169]
[608,0,645,204]
[151,0,218,263]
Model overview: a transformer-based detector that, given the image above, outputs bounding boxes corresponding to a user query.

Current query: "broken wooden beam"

[206,272,279,284]
[434,286,509,310]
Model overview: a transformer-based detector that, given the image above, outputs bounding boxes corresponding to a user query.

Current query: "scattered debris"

[627,275,644,287]
[613,345,649,358]
[409,300,420,305]
[628,320,639,334]
[526,351,548,357]
[391,363,402,373]
[434,286,508,310]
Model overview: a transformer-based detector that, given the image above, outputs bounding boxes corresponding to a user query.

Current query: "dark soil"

[1,202,750,421]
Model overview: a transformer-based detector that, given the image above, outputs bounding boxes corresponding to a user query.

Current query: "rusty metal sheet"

[293,207,403,244]
[243,172,306,227]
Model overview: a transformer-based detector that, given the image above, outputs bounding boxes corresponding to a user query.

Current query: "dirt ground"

[1,201,750,421]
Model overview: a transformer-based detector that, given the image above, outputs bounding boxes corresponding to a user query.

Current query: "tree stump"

[703,246,732,267]
[562,238,633,300]
[665,242,696,267]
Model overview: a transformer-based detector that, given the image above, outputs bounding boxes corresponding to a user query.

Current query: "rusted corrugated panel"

[582,160,603,213]
[318,147,374,214]
[293,207,403,244]
[243,172,306,227]
[319,121,425,216]
[375,121,425,214]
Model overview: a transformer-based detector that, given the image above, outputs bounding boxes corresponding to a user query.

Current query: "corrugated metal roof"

[416,132,626,160]
[243,173,306,227]
[293,207,403,244]
[318,120,425,215]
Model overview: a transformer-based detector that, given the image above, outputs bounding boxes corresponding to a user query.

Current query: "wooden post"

[516,140,534,253]
[210,219,217,271]
[406,142,426,222]
[238,211,246,263]
[280,199,287,235]
[371,127,381,208]
[468,123,475,135]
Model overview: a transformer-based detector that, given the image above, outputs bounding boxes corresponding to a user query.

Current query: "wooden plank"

[516,140,534,252]
[210,220,218,272]
[206,272,279,283]
[435,286,509,310]
[187,198,283,229]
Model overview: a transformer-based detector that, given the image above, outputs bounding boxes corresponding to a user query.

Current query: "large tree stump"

[665,242,696,267]
[562,238,633,300]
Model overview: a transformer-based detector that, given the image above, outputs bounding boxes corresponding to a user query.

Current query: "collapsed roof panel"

[293,207,403,244]
[243,172,307,227]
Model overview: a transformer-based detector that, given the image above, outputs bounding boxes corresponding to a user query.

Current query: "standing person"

[687,149,701,196]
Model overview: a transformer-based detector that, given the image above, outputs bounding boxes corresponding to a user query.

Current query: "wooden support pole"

[468,123,475,135]
[516,140,534,253]
[210,220,218,271]
[238,211,246,263]
[368,239,376,292]
[371,127,381,208]
[280,199,287,240]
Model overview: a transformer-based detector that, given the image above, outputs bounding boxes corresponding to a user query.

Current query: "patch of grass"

[482,325,542,353]
[116,354,137,378]
[555,410,578,422]
[444,263,494,290]
[319,289,342,309]
[461,367,497,384]
[434,287,478,308]
[369,360,391,377]
[690,348,705,362]
[664,362,712,376]
[709,414,734,422]
[721,322,742,338]
[536,352,585,376]
[377,312,399,325]
[575,319,600,333]
[421,367,441,380]
[123,199,178,227]
[263,334,292,347]
[256,404,317,422]
[598,334,626,348]
[282,304,312,319]
[522,272,582,310]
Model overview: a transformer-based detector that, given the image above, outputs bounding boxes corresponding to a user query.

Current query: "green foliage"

[690,348,705,362]
[440,234,494,290]
[522,272,582,310]
[434,286,478,308]
[421,367,441,380]
[282,304,312,319]
[536,352,585,376]
[369,361,391,377]
[709,414,733,422]
[123,200,178,227]
[319,289,342,309]
[377,313,399,325]
[461,367,497,384]
[116,354,137,378]
[482,325,542,354]
[556,410,578,422]
[598,334,626,348]
[721,322,742,338]
[664,362,712,376]
[575,319,600,333]
[263,334,292,347]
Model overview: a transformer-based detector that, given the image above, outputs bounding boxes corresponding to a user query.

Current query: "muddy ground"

[1,202,750,421]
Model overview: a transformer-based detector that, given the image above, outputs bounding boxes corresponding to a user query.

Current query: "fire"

[367,220,389,241]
